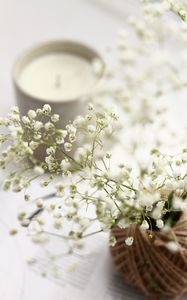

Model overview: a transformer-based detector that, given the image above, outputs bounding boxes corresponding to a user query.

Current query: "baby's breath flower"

[22,116,30,124]
[34,121,43,131]
[165,180,177,190]
[43,104,51,114]
[178,9,186,21]
[156,219,164,229]
[140,220,149,230]
[64,142,72,152]
[88,103,94,111]
[9,229,18,236]
[166,241,180,253]
[69,134,76,143]
[32,233,49,244]
[44,122,54,130]
[34,166,44,175]
[182,152,187,161]
[51,114,60,123]
[67,207,77,218]
[54,219,63,230]
[87,124,96,133]
[60,159,70,171]
[18,211,27,221]
[172,196,184,210]
[46,146,55,155]
[66,124,77,135]
[29,141,38,150]
[118,219,129,229]
[109,235,117,247]
[60,130,68,138]
[79,218,90,229]
[28,110,37,119]
[36,198,44,208]
[36,108,42,115]
[21,218,30,227]
[11,106,19,114]
[125,236,134,246]
[74,115,85,126]
[55,183,65,197]
[152,207,162,220]
[40,180,49,187]
[3,179,11,191]
[0,117,9,126]
[0,135,6,143]
[56,137,64,144]
[1,1,187,254]
[45,155,53,164]
[34,133,42,141]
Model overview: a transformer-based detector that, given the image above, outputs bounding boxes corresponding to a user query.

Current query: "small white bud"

[87,125,96,133]
[36,198,44,208]
[125,236,134,246]
[51,114,60,122]
[140,220,149,230]
[109,235,117,247]
[156,219,164,229]
[54,219,62,230]
[152,208,162,220]
[64,142,72,152]
[166,241,180,253]
[22,116,30,124]
[28,110,36,119]
[43,104,51,113]
[34,121,43,131]
[60,159,70,171]
[34,166,44,175]
[74,115,85,126]
[44,122,54,130]
[21,219,30,227]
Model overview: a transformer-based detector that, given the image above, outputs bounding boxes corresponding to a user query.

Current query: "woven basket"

[110,214,187,300]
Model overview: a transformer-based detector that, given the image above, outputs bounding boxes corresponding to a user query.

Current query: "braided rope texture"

[110,215,187,299]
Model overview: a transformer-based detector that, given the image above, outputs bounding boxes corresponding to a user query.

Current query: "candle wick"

[55,74,61,88]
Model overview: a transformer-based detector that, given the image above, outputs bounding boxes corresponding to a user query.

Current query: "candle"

[13,40,104,126]
[18,53,101,101]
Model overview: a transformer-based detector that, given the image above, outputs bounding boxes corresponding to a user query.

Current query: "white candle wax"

[13,40,104,132]
[13,41,104,159]
[18,53,99,101]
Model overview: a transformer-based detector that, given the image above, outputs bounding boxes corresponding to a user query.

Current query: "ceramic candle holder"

[12,40,104,128]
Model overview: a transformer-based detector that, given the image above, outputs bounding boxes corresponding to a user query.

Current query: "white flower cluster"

[1,0,187,251]
[13,143,187,250]
[0,103,117,198]
[143,0,187,21]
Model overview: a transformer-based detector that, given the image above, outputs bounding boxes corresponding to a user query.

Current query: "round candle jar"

[12,40,104,127]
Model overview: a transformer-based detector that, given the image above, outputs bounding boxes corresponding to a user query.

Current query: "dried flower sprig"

[0,104,117,199]
[94,0,187,163]
[98,0,187,130]
[22,133,187,249]
[143,0,187,21]
[2,105,187,250]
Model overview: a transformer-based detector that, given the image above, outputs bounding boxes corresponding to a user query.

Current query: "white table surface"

[0,1,139,300]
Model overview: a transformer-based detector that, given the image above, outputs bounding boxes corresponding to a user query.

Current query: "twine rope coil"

[110,215,187,299]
